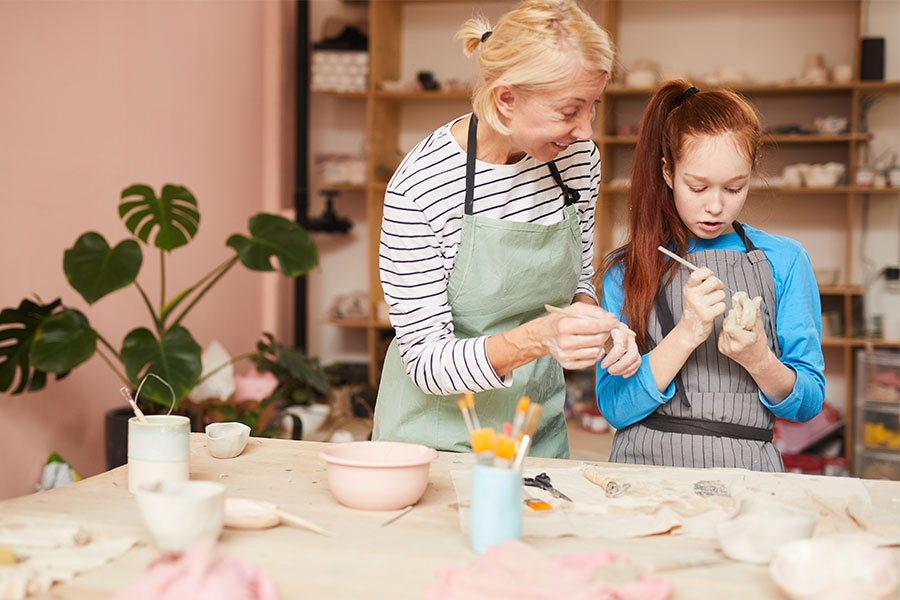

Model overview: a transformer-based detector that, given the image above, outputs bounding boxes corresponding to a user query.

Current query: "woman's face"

[664,132,752,239]
[504,68,607,162]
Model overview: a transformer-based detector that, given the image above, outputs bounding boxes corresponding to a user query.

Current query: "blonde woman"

[373,0,639,458]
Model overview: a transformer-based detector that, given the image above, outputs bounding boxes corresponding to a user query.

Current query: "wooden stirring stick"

[657,246,736,294]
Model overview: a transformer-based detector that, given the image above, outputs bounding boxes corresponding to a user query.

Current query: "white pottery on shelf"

[715,497,816,564]
[205,422,251,459]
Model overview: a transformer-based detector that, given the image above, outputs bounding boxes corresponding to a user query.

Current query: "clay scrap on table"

[0,522,138,600]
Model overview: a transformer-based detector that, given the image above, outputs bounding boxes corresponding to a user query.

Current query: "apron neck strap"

[731,221,758,252]
[465,114,479,215]
[464,114,577,216]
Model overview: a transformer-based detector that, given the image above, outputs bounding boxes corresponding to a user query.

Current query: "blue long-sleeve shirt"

[596,225,825,428]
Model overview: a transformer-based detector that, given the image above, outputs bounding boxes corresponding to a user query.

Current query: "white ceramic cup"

[135,480,225,551]
[128,415,191,494]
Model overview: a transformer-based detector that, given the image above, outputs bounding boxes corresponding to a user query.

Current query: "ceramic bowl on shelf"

[319,441,438,511]
[205,422,251,459]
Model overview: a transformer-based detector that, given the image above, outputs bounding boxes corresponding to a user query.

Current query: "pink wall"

[0,1,295,499]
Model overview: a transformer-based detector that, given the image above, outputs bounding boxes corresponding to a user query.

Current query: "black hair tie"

[674,86,700,108]
[481,30,492,43]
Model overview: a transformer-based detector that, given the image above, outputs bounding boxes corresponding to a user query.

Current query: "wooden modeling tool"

[380,505,414,527]
[224,498,330,536]
[657,246,735,294]
[544,305,636,337]
[465,392,481,430]
[120,387,148,424]
[510,396,530,439]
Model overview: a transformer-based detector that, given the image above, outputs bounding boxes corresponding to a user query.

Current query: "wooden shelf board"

[319,183,367,192]
[323,318,394,330]
[598,134,867,145]
[373,88,471,101]
[818,285,864,296]
[605,81,900,96]
[599,185,890,196]
[323,318,370,328]
[312,90,368,99]
[855,80,900,93]
[822,337,900,348]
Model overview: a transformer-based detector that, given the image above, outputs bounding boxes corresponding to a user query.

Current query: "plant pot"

[105,406,133,470]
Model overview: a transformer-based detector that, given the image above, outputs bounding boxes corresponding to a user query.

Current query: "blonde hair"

[456,0,615,134]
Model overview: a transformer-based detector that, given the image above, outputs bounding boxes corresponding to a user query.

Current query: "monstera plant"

[0,184,317,410]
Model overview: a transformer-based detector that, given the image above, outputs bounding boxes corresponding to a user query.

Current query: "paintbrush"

[470,427,495,466]
[544,305,636,337]
[457,396,475,435]
[513,403,544,470]
[494,434,516,468]
[510,396,530,439]
[657,246,736,294]
[465,392,481,430]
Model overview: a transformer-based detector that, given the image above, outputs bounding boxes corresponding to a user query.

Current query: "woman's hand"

[599,325,641,377]
[542,302,618,370]
[718,293,773,374]
[675,267,726,348]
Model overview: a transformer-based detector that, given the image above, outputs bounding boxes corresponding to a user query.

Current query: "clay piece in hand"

[723,291,762,333]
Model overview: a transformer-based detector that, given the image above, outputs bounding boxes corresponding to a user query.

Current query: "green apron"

[372,115,583,458]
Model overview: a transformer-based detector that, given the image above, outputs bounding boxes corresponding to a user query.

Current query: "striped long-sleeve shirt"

[379,115,601,396]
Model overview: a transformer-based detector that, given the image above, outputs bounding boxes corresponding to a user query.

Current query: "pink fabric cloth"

[113,541,279,600]
[428,540,672,600]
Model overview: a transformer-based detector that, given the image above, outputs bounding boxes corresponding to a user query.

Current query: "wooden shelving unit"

[311,2,898,478]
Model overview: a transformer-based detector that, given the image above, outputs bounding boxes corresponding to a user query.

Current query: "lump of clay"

[716,497,816,564]
[724,291,762,332]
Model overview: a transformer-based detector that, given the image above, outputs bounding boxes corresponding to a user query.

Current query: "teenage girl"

[595,81,825,471]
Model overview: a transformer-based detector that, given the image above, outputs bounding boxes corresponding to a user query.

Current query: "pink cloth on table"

[113,541,279,600]
[428,540,671,600]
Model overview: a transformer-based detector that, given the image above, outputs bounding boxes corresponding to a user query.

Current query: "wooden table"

[2,435,898,599]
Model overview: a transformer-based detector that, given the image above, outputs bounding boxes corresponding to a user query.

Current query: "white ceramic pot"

[135,480,226,552]
[127,415,190,494]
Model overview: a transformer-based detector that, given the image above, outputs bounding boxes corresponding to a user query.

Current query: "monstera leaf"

[226,213,318,277]
[119,184,199,251]
[31,309,97,373]
[0,298,71,394]
[121,326,202,408]
[64,232,142,304]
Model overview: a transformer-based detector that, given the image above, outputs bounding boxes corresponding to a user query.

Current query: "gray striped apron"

[609,222,784,472]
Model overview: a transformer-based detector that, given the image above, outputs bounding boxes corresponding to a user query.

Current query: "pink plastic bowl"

[319,441,438,511]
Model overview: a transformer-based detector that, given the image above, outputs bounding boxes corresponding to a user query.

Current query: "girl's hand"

[600,324,641,377]
[676,267,726,347]
[718,294,773,374]
[542,303,617,370]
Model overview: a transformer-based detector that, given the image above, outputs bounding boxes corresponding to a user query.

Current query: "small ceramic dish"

[770,535,898,600]
[205,422,251,459]
[319,441,438,511]
[135,480,226,551]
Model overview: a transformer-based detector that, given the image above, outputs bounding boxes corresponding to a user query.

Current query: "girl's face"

[504,68,607,162]
[663,132,752,239]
